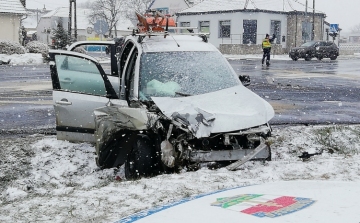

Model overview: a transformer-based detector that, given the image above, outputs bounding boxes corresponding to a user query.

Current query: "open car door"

[48,50,127,142]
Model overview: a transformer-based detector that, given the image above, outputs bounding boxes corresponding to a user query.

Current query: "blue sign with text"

[330,24,339,33]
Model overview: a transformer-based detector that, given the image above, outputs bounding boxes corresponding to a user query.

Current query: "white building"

[0,0,26,43]
[176,0,328,53]
[22,8,51,42]
[37,7,133,45]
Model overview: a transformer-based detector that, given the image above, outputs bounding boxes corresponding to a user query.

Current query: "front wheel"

[304,56,312,61]
[291,57,298,61]
[330,56,337,60]
[125,134,160,180]
[317,56,323,60]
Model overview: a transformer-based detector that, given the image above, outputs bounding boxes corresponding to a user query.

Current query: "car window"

[126,49,138,101]
[119,41,135,76]
[326,42,335,47]
[55,55,107,96]
[318,42,327,46]
[300,41,317,47]
[139,51,240,100]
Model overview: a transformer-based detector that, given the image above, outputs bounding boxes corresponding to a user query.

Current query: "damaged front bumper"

[190,142,270,163]
[93,85,274,171]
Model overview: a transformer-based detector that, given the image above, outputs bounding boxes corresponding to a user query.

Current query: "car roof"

[67,40,115,51]
[130,35,218,53]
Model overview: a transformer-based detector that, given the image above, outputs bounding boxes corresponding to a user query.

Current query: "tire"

[317,57,323,61]
[125,134,160,180]
[330,56,337,60]
[291,57,298,61]
[304,56,312,61]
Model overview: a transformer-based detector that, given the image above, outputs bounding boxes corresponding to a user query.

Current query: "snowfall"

[1,124,360,223]
[1,53,360,223]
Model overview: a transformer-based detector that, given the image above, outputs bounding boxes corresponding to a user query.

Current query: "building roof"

[178,0,324,14]
[23,9,50,29]
[42,7,69,18]
[41,7,133,31]
[0,0,26,14]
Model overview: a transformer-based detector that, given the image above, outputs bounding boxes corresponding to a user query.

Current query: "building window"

[180,22,191,33]
[243,20,257,44]
[302,21,313,43]
[219,20,231,38]
[199,21,210,34]
[270,20,281,44]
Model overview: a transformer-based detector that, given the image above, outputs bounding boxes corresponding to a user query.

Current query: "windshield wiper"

[175,92,192,97]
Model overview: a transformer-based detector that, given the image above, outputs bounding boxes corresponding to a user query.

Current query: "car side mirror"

[239,75,250,86]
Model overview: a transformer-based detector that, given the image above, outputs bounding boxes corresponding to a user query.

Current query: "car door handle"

[55,99,72,105]
[60,78,73,83]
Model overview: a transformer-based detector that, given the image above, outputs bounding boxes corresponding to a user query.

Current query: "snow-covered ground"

[1,52,358,67]
[0,53,44,65]
[1,124,360,222]
[224,53,360,60]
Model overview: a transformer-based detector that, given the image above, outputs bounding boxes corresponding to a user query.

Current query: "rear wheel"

[125,134,160,180]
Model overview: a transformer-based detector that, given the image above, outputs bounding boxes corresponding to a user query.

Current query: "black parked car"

[289,41,339,61]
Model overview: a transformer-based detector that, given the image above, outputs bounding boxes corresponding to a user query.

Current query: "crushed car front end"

[93,35,275,179]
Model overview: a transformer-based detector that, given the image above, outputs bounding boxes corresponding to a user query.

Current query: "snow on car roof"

[141,35,217,52]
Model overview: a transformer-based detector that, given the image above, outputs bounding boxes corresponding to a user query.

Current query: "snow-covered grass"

[0,53,44,65]
[1,124,360,222]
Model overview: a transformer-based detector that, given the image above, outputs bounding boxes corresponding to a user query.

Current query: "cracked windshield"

[1,0,360,222]
[139,51,239,99]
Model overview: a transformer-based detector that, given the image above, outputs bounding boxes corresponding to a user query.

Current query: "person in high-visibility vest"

[262,34,276,66]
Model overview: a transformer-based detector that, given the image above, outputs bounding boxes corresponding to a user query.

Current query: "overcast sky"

[26,0,359,32]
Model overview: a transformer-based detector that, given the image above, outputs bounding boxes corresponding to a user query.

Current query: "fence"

[339,43,360,55]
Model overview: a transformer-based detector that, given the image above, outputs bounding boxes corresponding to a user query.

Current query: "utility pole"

[312,0,315,40]
[68,0,72,43]
[244,0,249,9]
[68,0,77,44]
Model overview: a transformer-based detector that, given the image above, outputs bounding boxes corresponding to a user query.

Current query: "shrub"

[26,41,49,54]
[0,40,26,54]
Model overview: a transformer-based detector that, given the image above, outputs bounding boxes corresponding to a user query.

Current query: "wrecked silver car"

[48,33,274,179]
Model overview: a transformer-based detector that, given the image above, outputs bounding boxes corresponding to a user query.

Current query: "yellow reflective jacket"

[262,39,271,49]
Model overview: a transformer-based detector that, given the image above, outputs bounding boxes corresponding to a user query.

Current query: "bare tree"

[88,0,124,37]
[78,0,92,9]
[123,0,153,24]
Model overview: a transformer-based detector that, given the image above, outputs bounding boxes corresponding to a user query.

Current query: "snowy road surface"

[1,124,360,222]
[2,57,360,134]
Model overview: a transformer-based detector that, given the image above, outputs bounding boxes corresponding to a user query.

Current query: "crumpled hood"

[152,85,274,138]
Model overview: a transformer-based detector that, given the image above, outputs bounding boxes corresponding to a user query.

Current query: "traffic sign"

[94,19,109,35]
[86,27,93,34]
[330,24,339,33]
